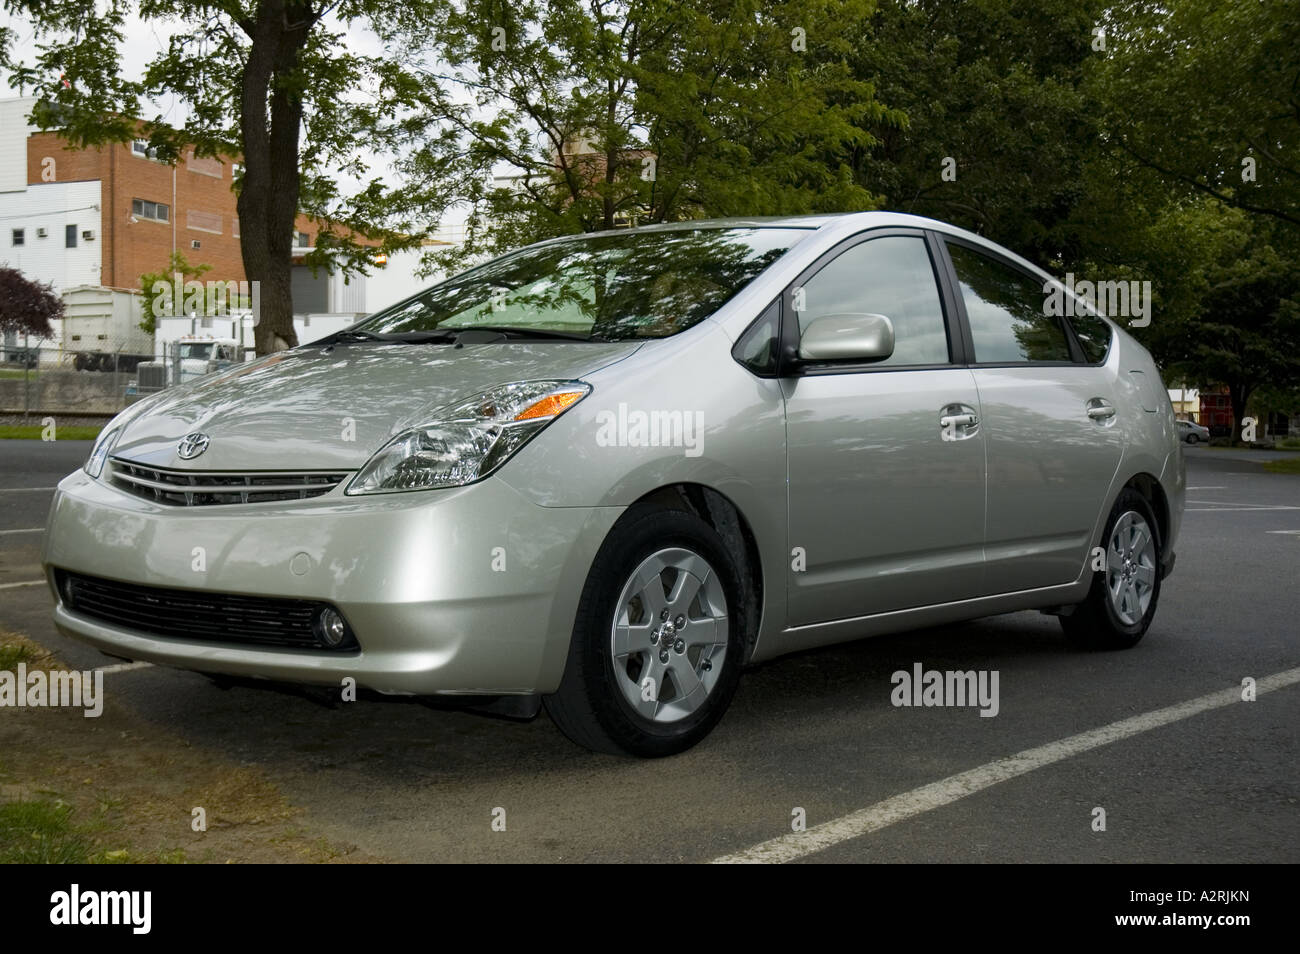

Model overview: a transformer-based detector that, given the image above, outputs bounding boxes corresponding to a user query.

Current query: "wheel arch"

[624,482,765,661]
[1123,472,1172,564]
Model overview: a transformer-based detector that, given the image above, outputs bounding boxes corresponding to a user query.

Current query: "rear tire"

[1061,488,1162,650]
[544,505,748,757]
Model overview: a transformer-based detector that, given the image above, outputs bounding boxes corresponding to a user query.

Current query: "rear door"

[940,237,1125,593]
[783,229,987,626]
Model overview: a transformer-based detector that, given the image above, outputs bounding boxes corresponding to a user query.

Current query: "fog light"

[316,607,348,648]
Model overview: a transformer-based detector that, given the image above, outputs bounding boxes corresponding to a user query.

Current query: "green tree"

[1140,203,1300,440]
[1095,0,1300,229]
[849,0,1109,269]
[2,0,450,354]
[401,0,899,265]
[137,251,212,335]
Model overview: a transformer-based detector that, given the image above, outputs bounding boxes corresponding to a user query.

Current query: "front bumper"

[42,470,622,695]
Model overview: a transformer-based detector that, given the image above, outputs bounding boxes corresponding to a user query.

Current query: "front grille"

[55,570,359,652]
[110,458,349,506]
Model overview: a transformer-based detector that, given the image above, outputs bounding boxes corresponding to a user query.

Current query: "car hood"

[111,341,641,471]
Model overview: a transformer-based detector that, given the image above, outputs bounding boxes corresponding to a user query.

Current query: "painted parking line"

[0,528,42,535]
[1187,506,1300,512]
[0,487,56,493]
[97,661,154,674]
[0,579,45,590]
[711,667,1300,864]
[1266,530,1300,536]
[1186,486,1226,491]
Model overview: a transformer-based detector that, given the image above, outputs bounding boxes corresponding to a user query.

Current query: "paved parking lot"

[2,440,1297,862]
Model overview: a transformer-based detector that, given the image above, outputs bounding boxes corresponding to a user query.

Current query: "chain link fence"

[0,336,249,419]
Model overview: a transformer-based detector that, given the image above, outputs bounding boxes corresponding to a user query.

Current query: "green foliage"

[401,0,899,269]
[1093,0,1300,228]
[137,251,212,336]
[849,0,1109,269]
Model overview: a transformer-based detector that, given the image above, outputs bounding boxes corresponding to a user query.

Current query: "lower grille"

[110,458,348,506]
[55,570,359,653]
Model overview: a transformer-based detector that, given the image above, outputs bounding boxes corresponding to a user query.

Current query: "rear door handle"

[1086,398,1116,422]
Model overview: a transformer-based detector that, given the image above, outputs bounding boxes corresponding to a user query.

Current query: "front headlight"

[84,425,123,479]
[346,380,591,495]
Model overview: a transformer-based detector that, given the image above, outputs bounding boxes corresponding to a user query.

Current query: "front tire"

[1061,488,1162,650]
[544,505,748,757]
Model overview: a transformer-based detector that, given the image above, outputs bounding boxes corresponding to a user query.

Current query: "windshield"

[179,343,213,360]
[355,227,807,341]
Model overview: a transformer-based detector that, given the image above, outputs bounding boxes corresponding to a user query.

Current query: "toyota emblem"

[177,432,210,460]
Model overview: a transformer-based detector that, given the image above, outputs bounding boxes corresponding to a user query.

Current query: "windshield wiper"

[443,325,605,342]
[318,328,460,346]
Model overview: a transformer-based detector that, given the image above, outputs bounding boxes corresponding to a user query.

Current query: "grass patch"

[0,424,104,440]
[0,799,98,863]
[1262,458,1300,474]
[0,631,56,673]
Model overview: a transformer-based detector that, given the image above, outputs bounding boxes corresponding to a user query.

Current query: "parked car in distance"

[1175,419,1211,444]
[43,212,1184,756]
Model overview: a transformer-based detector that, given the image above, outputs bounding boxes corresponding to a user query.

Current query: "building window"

[294,231,311,248]
[132,198,169,223]
[66,224,77,248]
[132,139,162,160]
[11,228,23,247]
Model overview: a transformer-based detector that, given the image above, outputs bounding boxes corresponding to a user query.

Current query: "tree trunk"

[1228,382,1253,445]
[237,1,313,355]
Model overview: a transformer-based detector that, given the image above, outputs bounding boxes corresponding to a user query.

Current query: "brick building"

[4,96,348,293]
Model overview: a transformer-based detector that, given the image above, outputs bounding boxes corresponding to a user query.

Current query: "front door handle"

[940,403,980,441]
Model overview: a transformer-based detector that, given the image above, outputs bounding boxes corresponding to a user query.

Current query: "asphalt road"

[2,439,1297,863]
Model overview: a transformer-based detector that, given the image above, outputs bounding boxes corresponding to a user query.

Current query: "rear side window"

[947,243,1071,363]
[793,235,949,366]
[1068,311,1112,363]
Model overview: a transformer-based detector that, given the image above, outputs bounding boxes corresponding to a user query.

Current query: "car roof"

[588,211,961,235]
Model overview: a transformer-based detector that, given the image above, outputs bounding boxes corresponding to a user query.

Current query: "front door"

[783,231,987,626]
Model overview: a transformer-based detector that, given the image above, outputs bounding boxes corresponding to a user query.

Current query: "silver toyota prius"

[43,212,1184,756]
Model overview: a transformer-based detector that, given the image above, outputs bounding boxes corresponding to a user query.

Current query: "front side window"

[947,242,1071,363]
[358,227,807,342]
[793,234,950,366]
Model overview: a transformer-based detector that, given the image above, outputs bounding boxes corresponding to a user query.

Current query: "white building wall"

[0,180,104,291]
[363,246,453,315]
[0,97,36,193]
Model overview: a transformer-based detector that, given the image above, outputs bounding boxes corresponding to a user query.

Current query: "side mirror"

[797,313,895,362]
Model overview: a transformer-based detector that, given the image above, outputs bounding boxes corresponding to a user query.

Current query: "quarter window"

[794,235,950,367]
[1068,311,1112,364]
[947,243,1072,363]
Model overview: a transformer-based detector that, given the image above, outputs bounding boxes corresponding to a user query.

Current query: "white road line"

[0,528,42,535]
[711,667,1300,865]
[0,579,45,590]
[0,487,56,493]
[1266,530,1300,536]
[1187,486,1226,490]
[96,661,154,674]
[1187,506,1300,512]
